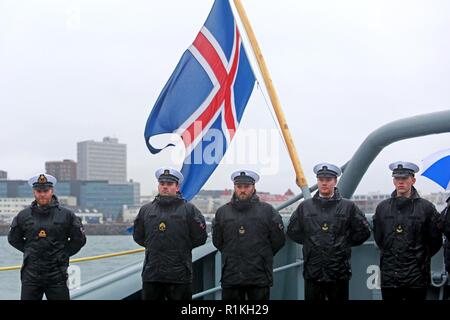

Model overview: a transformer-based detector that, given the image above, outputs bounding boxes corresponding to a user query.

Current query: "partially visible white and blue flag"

[421,148,450,190]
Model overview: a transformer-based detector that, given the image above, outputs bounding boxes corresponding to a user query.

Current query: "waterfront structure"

[77,137,127,183]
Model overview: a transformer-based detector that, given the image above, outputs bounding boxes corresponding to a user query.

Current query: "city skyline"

[1,131,449,197]
[1,161,449,199]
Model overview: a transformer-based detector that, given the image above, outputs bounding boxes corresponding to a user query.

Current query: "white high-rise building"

[77,137,127,183]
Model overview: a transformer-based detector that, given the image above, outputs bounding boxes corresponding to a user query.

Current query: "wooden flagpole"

[232,0,311,198]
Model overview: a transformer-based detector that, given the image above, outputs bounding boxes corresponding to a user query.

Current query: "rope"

[0,248,145,272]
[256,82,289,152]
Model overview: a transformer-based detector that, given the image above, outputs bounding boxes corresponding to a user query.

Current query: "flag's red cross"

[181,25,241,150]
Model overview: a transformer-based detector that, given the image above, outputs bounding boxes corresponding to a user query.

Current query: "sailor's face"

[234,183,255,200]
[158,181,179,196]
[393,176,415,196]
[33,188,53,206]
[317,177,337,196]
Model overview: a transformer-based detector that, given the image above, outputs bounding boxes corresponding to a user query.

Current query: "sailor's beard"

[232,193,254,211]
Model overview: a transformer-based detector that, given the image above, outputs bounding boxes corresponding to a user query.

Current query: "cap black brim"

[392,174,414,178]
[158,178,178,183]
[33,186,52,191]
[316,174,337,178]
[233,178,255,184]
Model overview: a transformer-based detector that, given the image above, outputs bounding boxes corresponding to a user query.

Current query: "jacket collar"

[31,195,59,213]
[154,192,185,206]
[313,187,342,202]
[390,186,420,200]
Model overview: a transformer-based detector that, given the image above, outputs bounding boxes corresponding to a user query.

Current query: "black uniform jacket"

[373,187,442,288]
[287,188,371,282]
[212,193,286,288]
[133,194,208,283]
[8,196,86,285]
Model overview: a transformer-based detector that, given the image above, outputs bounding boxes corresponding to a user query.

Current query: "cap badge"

[38,174,47,184]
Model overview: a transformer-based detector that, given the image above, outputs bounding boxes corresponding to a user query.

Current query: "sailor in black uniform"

[8,173,86,300]
[440,196,450,299]
[212,170,285,300]
[373,161,442,300]
[133,167,207,300]
[287,163,370,300]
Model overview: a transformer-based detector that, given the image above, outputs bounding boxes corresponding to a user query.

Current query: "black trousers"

[21,282,70,300]
[381,287,427,301]
[304,279,349,301]
[222,286,270,300]
[142,282,192,300]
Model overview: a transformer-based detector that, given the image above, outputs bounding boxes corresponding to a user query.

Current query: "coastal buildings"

[77,137,127,183]
[45,159,77,181]
[0,179,138,221]
[0,196,77,224]
[351,193,391,214]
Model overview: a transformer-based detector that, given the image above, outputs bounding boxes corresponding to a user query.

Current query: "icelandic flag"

[144,0,256,200]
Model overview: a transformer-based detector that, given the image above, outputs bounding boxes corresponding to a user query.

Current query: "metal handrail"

[0,232,215,272]
[192,259,304,299]
[0,248,145,272]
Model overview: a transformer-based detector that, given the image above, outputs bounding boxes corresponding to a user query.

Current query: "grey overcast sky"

[1,0,449,197]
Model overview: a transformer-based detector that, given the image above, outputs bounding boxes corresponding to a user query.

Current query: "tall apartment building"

[77,137,127,183]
